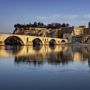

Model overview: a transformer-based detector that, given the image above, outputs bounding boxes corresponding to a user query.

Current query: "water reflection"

[1,45,90,90]
[0,45,90,66]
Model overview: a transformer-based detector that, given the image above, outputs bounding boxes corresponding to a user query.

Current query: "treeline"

[14,22,70,29]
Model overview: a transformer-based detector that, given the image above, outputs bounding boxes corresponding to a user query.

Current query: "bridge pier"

[26,41,33,46]
[0,41,5,46]
[43,41,49,45]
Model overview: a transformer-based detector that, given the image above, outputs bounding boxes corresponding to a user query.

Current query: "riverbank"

[65,43,90,46]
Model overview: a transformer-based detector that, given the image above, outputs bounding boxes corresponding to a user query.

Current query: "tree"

[61,23,66,27]
[37,22,44,28]
[14,24,21,28]
[47,24,53,28]
[66,24,70,27]
[33,22,38,27]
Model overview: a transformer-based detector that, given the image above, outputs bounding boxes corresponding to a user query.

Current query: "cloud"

[83,14,90,19]
[52,14,79,19]
[51,14,62,19]
[35,14,79,22]
[64,15,79,19]
[35,16,48,21]
[34,14,90,26]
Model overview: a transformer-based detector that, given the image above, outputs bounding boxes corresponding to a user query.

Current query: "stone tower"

[88,22,90,28]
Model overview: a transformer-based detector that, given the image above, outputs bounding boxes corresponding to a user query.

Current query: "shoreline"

[64,43,90,46]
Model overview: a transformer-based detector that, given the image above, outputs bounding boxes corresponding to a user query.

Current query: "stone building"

[84,28,90,35]
[72,27,85,36]
[13,22,90,44]
[56,27,73,38]
[56,26,85,43]
[13,27,49,36]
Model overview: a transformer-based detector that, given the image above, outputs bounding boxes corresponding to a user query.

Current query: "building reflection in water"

[0,45,90,66]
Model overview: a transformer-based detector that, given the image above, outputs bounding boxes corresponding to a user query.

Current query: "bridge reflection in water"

[0,45,90,66]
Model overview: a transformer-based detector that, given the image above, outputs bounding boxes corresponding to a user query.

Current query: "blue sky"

[0,0,90,33]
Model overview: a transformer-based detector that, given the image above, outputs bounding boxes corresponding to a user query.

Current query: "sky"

[0,0,90,33]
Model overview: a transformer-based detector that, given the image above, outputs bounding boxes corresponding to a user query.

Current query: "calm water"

[0,45,90,90]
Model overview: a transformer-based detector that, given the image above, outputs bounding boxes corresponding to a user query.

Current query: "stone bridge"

[0,34,68,46]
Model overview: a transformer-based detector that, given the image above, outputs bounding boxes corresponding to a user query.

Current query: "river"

[0,45,90,90]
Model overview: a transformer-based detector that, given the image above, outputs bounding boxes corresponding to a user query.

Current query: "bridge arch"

[49,39,56,46]
[61,40,66,43]
[5,36,24,46]
[32,38,43,46]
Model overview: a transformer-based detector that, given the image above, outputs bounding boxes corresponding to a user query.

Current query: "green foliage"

[14,22,70,29]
